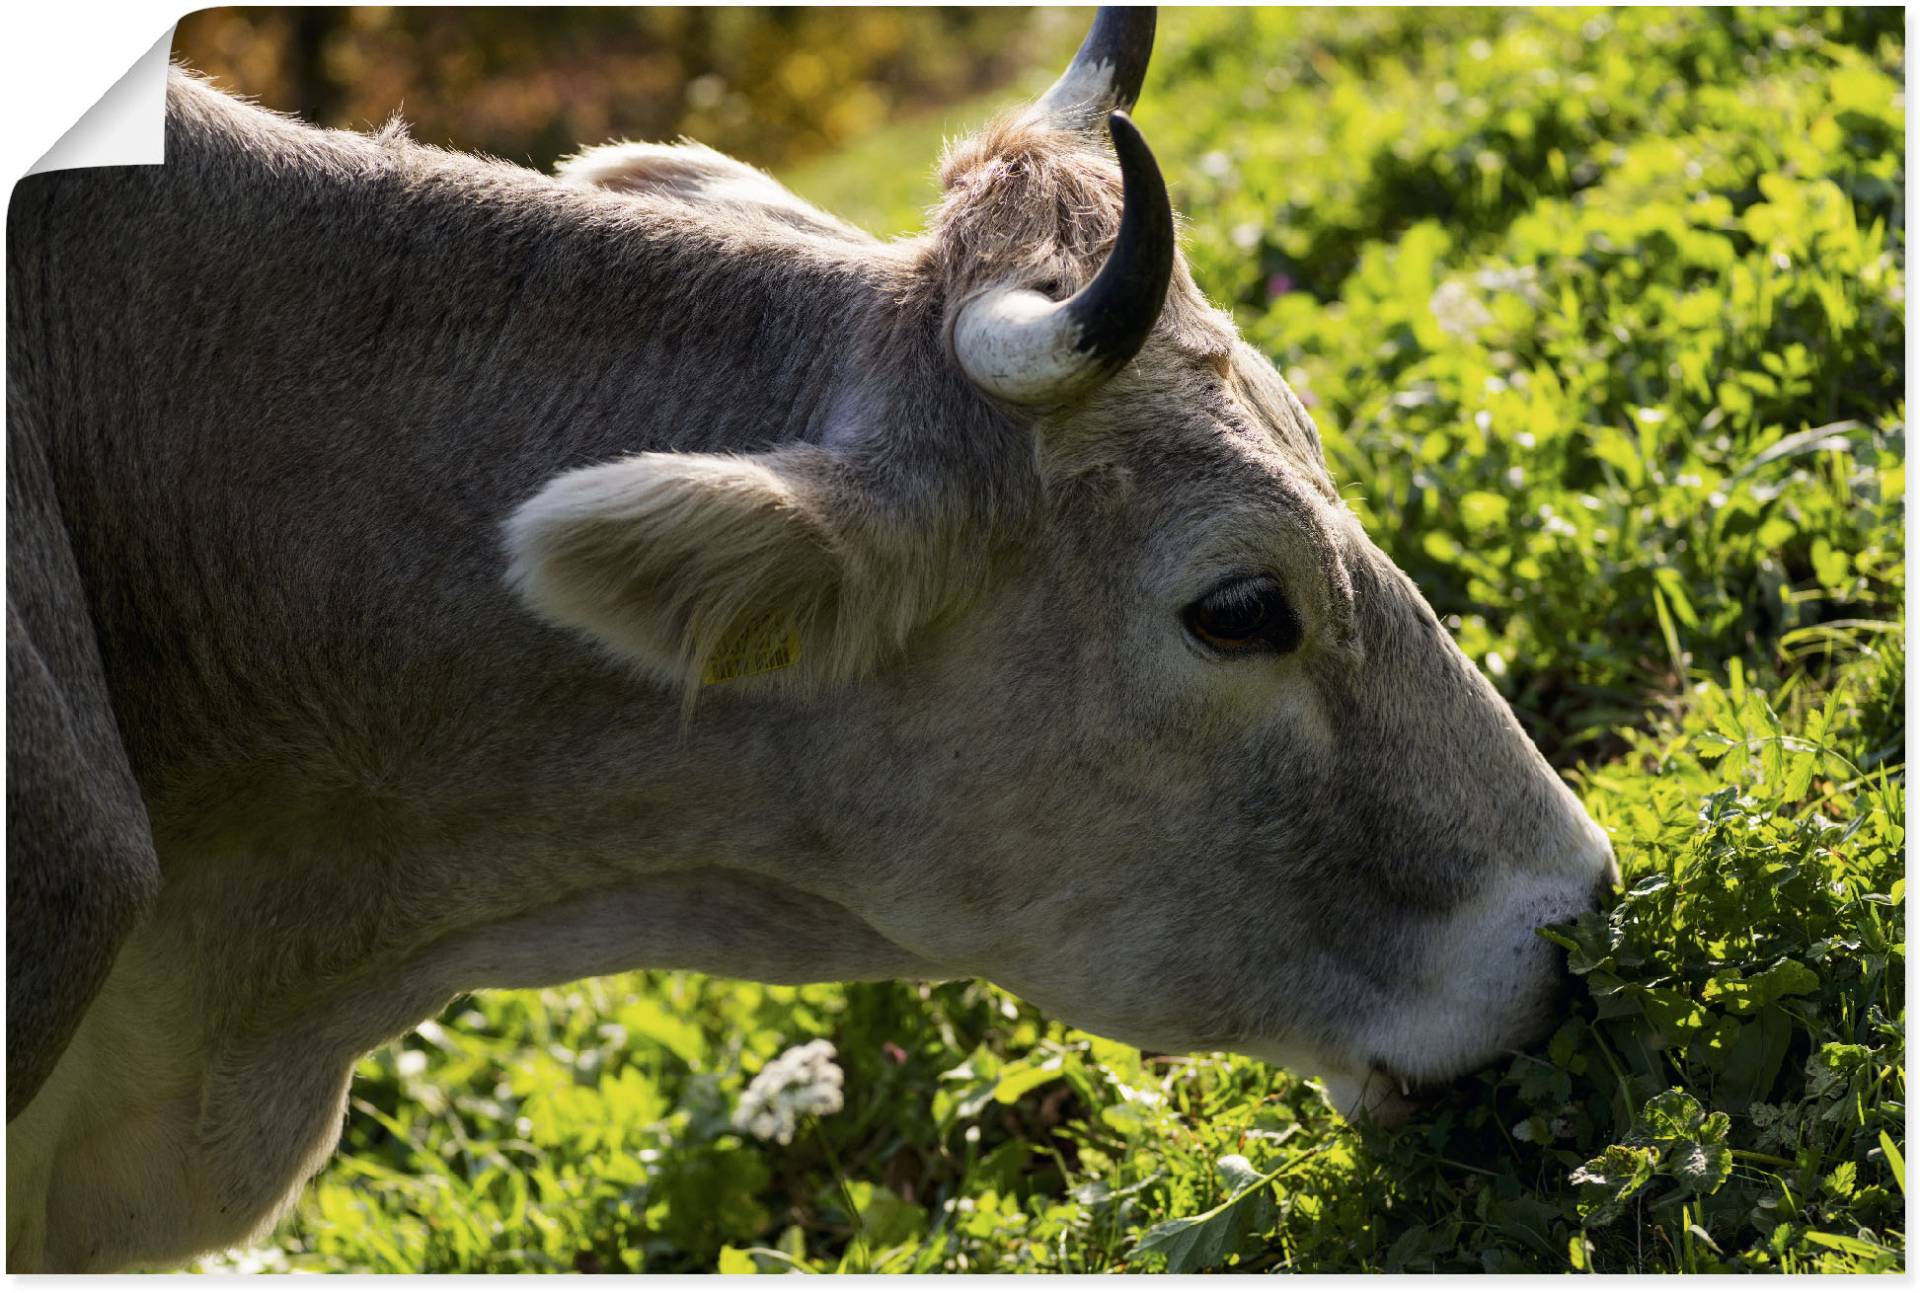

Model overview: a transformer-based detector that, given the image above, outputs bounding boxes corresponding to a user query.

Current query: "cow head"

[506,9,1616,1121]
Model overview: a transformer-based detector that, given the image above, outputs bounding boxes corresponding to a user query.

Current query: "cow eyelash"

[1183,574,1303,657]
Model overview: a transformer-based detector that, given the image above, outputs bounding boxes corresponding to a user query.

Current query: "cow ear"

[556,141,870,242]
[557,140,769,199]
[504,448,920,698]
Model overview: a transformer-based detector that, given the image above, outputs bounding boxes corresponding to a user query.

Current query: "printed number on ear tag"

[701,612,802,685]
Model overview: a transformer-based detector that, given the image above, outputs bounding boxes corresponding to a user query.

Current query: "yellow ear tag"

[701,611,802,685]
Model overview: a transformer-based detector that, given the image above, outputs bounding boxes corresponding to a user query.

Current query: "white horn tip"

[952,289,1092,405]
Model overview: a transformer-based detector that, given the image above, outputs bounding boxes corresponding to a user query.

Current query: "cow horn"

[952,111,1175,406]
[1036,7,1158,128]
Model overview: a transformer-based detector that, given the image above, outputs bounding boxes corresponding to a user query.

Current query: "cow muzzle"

[1322,826,1617,1123]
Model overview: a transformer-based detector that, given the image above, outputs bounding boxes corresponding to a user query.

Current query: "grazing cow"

[5,9,1615,1272]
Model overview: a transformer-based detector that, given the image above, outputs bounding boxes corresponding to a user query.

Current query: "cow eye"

[1184,575,1302,656]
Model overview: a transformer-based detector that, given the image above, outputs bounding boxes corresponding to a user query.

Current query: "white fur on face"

[1257,777,1616,1128]
[1352,815,1616,1090]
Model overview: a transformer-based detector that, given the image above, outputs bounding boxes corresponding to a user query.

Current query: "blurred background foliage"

[172,6,1082,173]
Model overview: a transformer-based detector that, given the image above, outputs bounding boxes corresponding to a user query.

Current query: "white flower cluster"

[1428,279,1494,340]
[733,1039,845,1146]
[1429,264,1542,341]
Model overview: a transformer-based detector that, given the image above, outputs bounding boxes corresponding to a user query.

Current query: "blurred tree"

[171,6,1083,173]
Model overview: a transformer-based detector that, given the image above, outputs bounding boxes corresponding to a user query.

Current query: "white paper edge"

[27,25,176,176]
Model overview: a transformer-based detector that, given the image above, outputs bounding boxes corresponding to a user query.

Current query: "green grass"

[185,6,1904,1274]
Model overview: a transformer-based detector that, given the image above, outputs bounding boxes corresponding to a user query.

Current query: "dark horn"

[1061,111,1175,379]
[950,111,1175,404]
[1036,7,1158,126]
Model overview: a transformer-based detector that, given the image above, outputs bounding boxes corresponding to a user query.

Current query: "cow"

[5,9,1616,1272]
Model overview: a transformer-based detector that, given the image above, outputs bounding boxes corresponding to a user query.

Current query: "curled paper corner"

[28,26,176,176]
